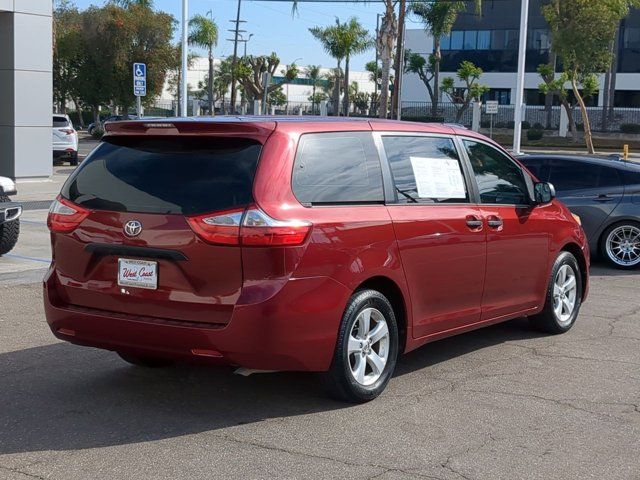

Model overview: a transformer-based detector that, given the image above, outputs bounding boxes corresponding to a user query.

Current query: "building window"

[528,29,551,52]
[623,27,640,48]
[505,30,519,49]
[491,30,506,50]
[450,31,464,50]
[440,33,451,50]
[477,30,491,50]
[463,30,477,50]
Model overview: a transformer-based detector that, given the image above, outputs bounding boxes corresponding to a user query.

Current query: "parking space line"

[5,253,51,264]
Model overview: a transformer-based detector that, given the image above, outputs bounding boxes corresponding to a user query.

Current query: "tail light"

[59,128,75,135]
[47,196,89,233]
[186,207,244,246]
[187,205,312,247]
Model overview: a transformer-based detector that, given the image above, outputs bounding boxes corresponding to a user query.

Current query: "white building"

[0,0,52,180]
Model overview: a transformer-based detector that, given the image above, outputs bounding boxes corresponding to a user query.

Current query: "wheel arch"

[355,276,408,353]
[560,242,588,300]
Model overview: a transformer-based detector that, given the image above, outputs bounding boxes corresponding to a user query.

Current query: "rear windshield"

[61,136,261,215]
[53,116,70,127]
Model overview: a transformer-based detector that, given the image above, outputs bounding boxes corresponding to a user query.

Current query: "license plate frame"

[117,258,158,290]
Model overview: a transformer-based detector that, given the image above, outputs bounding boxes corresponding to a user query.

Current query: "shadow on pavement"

[0,317,543,455]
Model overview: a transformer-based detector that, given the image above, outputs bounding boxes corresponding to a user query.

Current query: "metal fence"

[400,101,640,132]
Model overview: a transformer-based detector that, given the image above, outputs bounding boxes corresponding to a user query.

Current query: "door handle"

[487,215,503,229]
[594,194,614,202]
[466,215,483,230]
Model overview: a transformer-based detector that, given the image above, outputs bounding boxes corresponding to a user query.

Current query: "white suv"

[52,114,79,166]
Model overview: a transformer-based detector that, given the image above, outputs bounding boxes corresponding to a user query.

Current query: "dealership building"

[402,0,640,108]
[0,0,52,180]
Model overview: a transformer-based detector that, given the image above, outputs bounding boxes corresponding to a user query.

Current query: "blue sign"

[133,62,146,97]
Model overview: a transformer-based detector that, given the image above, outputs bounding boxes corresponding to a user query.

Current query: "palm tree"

[310,20,348,116]
[189,12,218,115]
[411,1,466,118]
[306,64,322,114]
[340,18,372,116]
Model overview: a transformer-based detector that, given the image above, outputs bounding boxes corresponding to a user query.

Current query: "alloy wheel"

[553,264,578,325]
[347,308,390,386]
[606,225,640,267]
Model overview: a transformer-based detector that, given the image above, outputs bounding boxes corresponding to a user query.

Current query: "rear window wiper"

[396,187,419,203]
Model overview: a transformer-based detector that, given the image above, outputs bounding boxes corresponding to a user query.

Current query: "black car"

[0,176,21,255]
[519,154,640,269]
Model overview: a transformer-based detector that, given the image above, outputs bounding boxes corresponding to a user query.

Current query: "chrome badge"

[123,220,143,237]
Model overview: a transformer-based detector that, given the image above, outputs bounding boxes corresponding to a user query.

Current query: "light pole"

[239,33,253,58]
[181,0,188,117]
[513,0,530,154]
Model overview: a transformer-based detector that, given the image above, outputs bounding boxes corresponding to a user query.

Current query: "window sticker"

[409,156,467,199]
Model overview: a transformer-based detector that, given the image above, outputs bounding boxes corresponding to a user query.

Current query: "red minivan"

[44,117,589,402]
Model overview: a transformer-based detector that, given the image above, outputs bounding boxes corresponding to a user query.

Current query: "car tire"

[117,352,174,368]
[88,126,94,136]
[70,152,79,166]
[599,222,640,270]
[0,194,20,256]
[322,289,399,403]
[529,251,582,334]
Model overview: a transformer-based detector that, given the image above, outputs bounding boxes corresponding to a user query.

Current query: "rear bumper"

[52,149,76,158]
[44,268,350,372]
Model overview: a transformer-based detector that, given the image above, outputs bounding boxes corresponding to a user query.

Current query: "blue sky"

[70,0,419,71]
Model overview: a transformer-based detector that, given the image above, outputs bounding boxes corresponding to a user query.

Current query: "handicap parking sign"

[133,62,146,97]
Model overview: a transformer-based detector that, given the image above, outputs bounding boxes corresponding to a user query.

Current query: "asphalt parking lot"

[1,141,638,480]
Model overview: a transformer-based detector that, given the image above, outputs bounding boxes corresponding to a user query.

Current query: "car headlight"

[571,213,582,225]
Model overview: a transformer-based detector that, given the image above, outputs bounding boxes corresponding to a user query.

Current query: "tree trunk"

[92,105,100,125]
[571,75,595,154]
[545,52,557,129]
[73,98,85,129]
[560,99,577,142]
[391,0,406,119]
[608,22,621,124]
[343,56,350,117]
[378,1,397,119]
[333,61,341,116]
[432,38,441,118]
[312,85,316,115]
[208,48,215,116]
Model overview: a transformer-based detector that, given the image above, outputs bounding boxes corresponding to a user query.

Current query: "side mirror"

[534,182,556,204]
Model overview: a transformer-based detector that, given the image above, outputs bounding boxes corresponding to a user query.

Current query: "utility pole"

[513,0,530,154]
[229,0,245,114]
[180,0,188,117]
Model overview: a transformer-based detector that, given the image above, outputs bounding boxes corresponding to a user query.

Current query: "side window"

[598,166,622,189]
[382,136,469,204]
[463,139,530,205]
[547,160,608,191]
[292,132,384,205]
[519,157,547,180]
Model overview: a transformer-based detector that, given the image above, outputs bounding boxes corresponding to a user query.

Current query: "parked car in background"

[44,118,589,402]
[87,115,130,136]
[519,154,640,269]
[52,114,79,166]
[0,176,21,255]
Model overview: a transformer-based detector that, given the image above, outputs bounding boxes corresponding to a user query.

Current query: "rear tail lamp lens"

[187,206,311,247]
[186,208,244,245]
[60,128,75,135]
[47,196,89,233]
[241,208,312,246]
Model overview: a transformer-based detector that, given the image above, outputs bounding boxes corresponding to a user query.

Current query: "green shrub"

[91,126,105,140]
[533,122,544,130]
[620,123,640,134]
[527,128,544,141]
[403,115,445,123]
[480,119,491,128]
[522,121,531,130]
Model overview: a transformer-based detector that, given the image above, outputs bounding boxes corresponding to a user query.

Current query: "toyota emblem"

[123,220,143,237]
